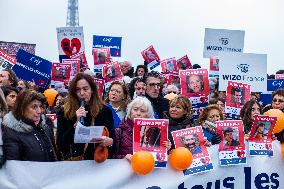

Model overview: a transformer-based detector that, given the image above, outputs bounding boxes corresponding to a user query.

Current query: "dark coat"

[163,112,193,151]
[145,94,169,119]
[113,118,133,159]
[2,112,57,162]
[56,105,115,160]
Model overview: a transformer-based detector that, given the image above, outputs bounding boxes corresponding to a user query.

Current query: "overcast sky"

[0,0,283,74]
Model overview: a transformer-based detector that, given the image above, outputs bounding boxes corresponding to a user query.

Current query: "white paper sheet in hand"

[74,122,104,143]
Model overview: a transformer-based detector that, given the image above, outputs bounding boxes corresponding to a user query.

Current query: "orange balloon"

[43,89,58,107]
[169,147,193,171]
[264,109,284,133]
[131,151,155,175]
[281,143,284,158]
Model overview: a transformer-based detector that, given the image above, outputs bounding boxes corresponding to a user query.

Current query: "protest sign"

[94,78,105,97]
[219,52,267,92]
[93,48,110,73]
[177,55,192,71]
[133,118,168,168]
[216,120,246,166]
[249,115,276,156]
[160,57,177,74]
[0,41,36,56]
[141,45,160,70]
[57,27,85,61]
[203,28,245,58]
[62,59,80,77]
[51,63,71,85]
[209,56,219,77]
[70,51,89,71]
[13,49,52,89]
[171,126,213,175]
[180,69,209,98]
[0,49,16,70]
[267,79,284,91]
[93,35,122,57]
[102,61,123,83]
[225,81,250,119]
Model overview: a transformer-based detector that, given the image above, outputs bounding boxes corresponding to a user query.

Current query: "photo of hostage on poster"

[160,57,178,74]
[216,120,246,166]
[180,69,209,98]
[141,45,160,70]
[225,81,250,119]
[248,115,277,156]
[171,126,213,175]
[133,118,168,168]
[51,63,71,85]
[177,55,192,71]
[102,61,123,83]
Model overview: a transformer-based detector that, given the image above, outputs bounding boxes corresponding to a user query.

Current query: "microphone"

[80,98,85,124]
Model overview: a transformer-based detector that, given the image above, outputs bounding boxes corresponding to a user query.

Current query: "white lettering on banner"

[16,62,50,79]
[103,38,112,42]
[174,128,201,137]
[94,44,120,49]
[0,142,282,189]
[272,80,284,88]
[30,57,42,66]
[137,120,166,127]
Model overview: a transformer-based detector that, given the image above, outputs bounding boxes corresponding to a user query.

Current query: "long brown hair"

[0,88,8,117]
[64,73,104,120]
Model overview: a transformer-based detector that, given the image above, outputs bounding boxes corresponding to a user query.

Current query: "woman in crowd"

[113,97,154,159]
[2,89,57,161]
[17,79,31,91]
[240,100,263,135]
[197,104,224,144]
[49,91,68,114]
[134,65,148,77]
[0,88,8,168]
[1,86,18,111]
[209,97,225,113]
[163,96,193,150]
[263,89,284,112]
[105,81,129,128]
[57,73,115,160]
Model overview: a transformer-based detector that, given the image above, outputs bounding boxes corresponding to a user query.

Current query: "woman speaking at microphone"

[57,73,115,160]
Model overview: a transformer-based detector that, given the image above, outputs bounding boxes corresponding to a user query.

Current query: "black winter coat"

[146,94,169,119]
[2,112,57,162]
[56,105,115,160]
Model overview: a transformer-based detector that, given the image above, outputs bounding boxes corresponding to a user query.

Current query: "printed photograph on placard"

[190,96,209,122]
[93,48,110,65]
[248,115,276,156]
[51,63,71,85]
[0,49,16,70]
[177,55,192,71]
[225,81,250,119]
[102,62,123,83]
[62,59,80,77]
[133,118,168,168]
[210,56,219,72]
[94,78,105,98]
[171,126,213,175]
[180,69,209,98]
[216,120,246,166]
[70,51,89,71]
[160,58,177,74]
[141,45,160,70]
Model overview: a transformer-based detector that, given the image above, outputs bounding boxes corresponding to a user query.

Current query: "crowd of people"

[0,60,283,168]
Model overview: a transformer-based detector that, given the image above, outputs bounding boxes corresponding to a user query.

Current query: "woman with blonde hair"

[163,96,193,150]
[0,88,8,168]
[197,104,224,145]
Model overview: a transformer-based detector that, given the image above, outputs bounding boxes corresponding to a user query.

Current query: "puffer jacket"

[2,112,57,162]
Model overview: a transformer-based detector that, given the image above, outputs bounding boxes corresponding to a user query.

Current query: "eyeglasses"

[147,83,161,88]
[272,98,284,103]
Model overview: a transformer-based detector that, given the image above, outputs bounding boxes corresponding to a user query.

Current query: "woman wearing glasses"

[105,81,129,128]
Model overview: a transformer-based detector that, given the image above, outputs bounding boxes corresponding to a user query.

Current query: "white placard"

[203,28,245,58]
[74,122,104,143]
[219,53,267,92]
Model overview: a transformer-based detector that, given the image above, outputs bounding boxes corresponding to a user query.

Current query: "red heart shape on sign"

[61,38,81,57]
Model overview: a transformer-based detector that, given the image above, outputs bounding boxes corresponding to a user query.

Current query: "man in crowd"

[120,61,134,78]
[223,127,240,146]
[0,69,18,88]
[144,71,169,119]
[181,134,202,155]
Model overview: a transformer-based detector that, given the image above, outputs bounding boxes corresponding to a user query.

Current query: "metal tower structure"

[66,0,79,27]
